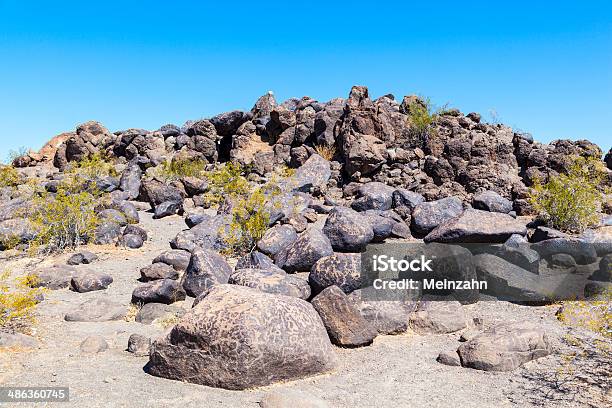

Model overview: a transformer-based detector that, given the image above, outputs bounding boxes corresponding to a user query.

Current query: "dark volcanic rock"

[472,190,513,214]
[311,285,377,347]
[235,251,285,274]
[323,207,374,252]
[153,250,191,271]
[392,189,425,219]
[257,224,298,257]
[531,238,598,265]
[67,251,98,265]
[530,226,570,243]
[351,182,395,211]
[275,228,334,272]
[117,233,144,249]
[153,200,183,219]
[283,154,331,193]
[70,271,113,293]
[147,284,337,390]
[140,263,180,281]
[182,248,233,297]
[119,163,142,200]
[140,180,183,208]
[424,209,527,243]
[170,215,230,252]
[229,268,310,299]
[29,265,81,290]
[309,253,362,295]
[132,279,186,305]
[411,197,463,237]
[127,334,151,356]
[473,254,546,301]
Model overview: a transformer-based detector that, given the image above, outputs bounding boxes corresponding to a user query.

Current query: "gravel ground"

[0,211,607,408]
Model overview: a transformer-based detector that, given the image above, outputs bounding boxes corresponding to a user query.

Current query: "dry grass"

[314,144,337,161]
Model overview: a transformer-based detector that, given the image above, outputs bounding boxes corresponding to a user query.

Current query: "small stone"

[127,334,151,356]
[437,350,461,366]
[80,335,108,354]
[67,251,98,265]
[140,263,179,281]
[70,271,113,293]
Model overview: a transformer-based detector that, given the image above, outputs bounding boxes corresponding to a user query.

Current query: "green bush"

[529,156,606,233]
[28,188,99,251]
[203,162,251,206]
[406,97,437,147]
[0,165,21,188]
[0,271,43,331]
[66,152,117,179]
[157,158,208,182]
[223,187,275,255]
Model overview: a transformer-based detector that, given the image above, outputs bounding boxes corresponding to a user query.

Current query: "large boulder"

[282,154,331,193]
[323,207,374,252]
[70,271,113,293]
[275,228,334,272]
[147,285,337,389]
[210,110,252,136]
[392,189,425,219]
[309,253,362,295]
[29,265,81,290]
[473,254,547,301]
[472,190,513,214]
[311,285,377,347]
[531,238,598,265]
[140,180,183,208]
[411,197,463,237]
[351,182,395,211]
[153,249,191,271]
[457,322,553,371]
[140,263,179,281]
[229,268,310,299]
[132,279,186,305]
[257,224,298,257]
[182,248,232,297]
[424,209,527,243]
[170,215,230,252]
[119,163,142,200]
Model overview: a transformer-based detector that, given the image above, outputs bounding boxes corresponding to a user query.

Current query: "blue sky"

[1,1,610,159]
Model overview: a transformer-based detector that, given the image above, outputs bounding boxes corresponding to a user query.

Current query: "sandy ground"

[0,211,606,408]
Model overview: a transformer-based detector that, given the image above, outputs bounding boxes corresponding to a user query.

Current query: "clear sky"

[1,0,610,159]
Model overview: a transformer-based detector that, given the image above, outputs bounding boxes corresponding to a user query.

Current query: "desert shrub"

[0,165,20,188]
[28,189,99,251]
[223,186,276,255]
[406,97,436,147]
[529,156,606,233]
[0,272,43,331]
[66,152,117,179]
[203,162,250,206]
[156,158,207,182]
[519,293,612,406]
[314,143,337,161]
